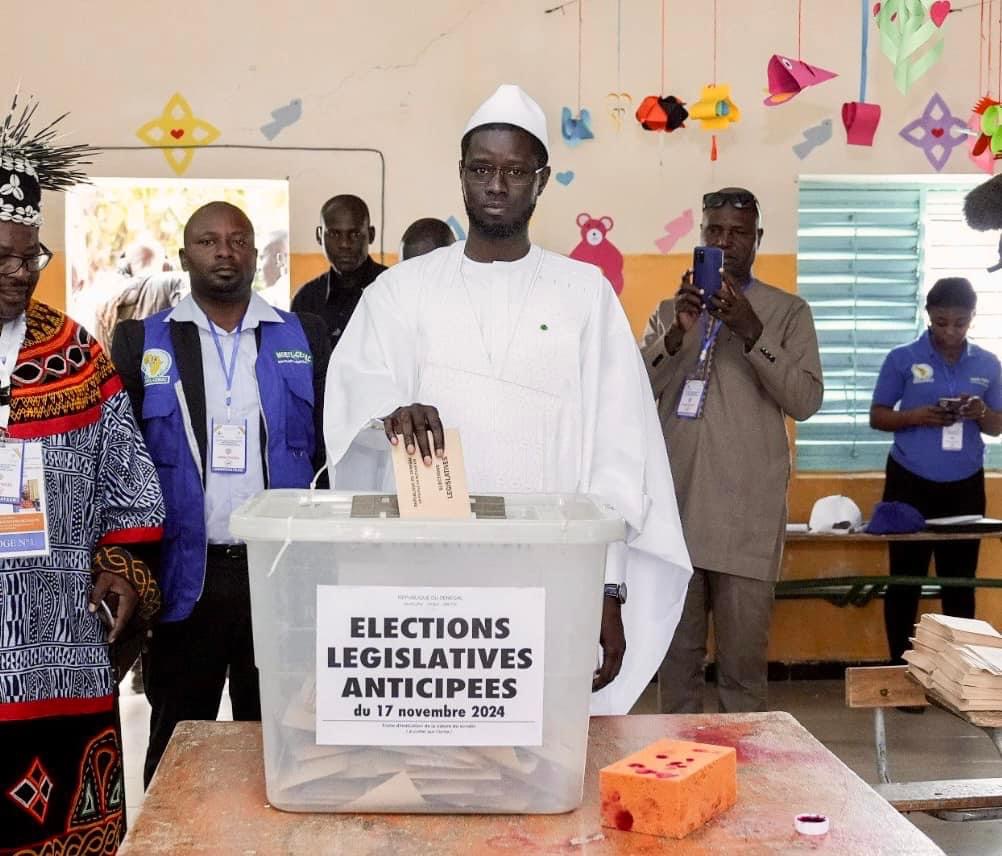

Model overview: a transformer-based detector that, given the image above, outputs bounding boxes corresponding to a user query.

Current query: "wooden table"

[120,712,942,855]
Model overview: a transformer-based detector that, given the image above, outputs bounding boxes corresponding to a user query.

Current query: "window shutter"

[796,182,923,471]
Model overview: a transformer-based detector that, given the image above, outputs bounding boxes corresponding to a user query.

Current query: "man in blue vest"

[111,201,330,786]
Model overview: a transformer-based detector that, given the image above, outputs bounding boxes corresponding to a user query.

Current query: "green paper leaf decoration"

[874,0,947,95]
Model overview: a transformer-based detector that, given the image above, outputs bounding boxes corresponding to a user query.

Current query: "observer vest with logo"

[140,310,316,622]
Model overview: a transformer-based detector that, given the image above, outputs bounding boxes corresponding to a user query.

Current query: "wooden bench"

[776,575,1002,608]
[845,665,1002,821]
[779,530,1002,607]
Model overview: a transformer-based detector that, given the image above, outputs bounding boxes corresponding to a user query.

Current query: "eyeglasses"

[0,243,53,276]
[462,164,546,187]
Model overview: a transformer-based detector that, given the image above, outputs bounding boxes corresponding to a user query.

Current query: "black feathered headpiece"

[0,92,93,227]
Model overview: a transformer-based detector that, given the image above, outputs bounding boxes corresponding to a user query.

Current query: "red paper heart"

[930,0,950,27]
[873,2,880,14]
[931,127,944,138]
[170,128,185,139]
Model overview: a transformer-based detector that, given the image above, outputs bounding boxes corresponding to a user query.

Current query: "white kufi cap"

[463,84,549,159]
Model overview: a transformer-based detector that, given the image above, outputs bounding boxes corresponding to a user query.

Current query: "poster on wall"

[65,177,290,350]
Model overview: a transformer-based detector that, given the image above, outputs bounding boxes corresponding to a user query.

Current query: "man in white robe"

[323,84,691,715]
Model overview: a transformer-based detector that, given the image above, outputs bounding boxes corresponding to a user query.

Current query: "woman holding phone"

[870,277,1002,666]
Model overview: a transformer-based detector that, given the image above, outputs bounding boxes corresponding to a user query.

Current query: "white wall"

[6,0,985,255]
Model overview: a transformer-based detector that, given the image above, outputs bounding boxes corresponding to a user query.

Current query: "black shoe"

[895,705,926,714]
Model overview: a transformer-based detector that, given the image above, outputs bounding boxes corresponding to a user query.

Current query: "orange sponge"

[599,738,737,839]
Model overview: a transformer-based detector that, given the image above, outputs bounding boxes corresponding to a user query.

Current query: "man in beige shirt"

[642,187,823,712]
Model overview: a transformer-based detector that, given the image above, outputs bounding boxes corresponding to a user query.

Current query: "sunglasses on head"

[702,191,758,211]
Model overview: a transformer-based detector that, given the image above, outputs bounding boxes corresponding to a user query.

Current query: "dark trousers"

[882,456,986,663]
[143,547,261,787]
[657,568,775,713]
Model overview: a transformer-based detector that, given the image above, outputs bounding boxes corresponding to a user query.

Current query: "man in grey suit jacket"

[642,188,823,714]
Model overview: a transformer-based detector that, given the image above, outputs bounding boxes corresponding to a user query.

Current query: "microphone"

[964,175,1002,272]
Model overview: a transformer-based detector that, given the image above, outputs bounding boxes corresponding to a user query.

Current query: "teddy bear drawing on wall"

[569,213,624,294]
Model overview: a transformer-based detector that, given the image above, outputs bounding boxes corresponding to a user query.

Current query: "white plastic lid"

[229,490,626,545]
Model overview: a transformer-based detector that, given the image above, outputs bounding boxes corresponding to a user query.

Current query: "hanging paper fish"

[689,84,740,162]
[561,107,595,147]
[689,85,740,131]
[763,55,838,106]
[635,95,688,132]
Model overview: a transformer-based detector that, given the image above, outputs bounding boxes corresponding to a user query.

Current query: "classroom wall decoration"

[793,119,833,159]
[764,1,838,107]
[636,96,688,132]
[135,93,221,176]
[874,0,949,95]
[634,0,687,134]
[844,0,882,146]
[969,97,1001,173]
[764,56,838,107]
[570,213,625,294]
[898,91,966,171]
[561,108,595,147]
[690,85,740,133]
[261,99,303,141]
[654,209,695,254]
[561,0,594,148]
[607,93,633,131]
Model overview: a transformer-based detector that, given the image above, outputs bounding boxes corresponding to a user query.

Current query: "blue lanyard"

[697,313,723,367]
[207,316,243,415]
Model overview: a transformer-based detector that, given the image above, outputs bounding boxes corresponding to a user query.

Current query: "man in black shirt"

[291,194,387,349]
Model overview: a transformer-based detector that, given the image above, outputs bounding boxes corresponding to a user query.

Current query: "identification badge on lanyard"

[942,421,964,452]
[0,441,50,558]
[211,419,248,473]
[676,379,707,419]
[675,314,720,420]
[206,312,247,473]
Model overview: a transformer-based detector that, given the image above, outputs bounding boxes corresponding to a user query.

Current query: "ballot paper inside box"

[229,490,625,814]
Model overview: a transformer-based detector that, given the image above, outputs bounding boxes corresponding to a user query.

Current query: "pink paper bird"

[764,54,838,106]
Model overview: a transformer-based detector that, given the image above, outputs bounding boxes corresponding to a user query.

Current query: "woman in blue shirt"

[870,277,1002,664]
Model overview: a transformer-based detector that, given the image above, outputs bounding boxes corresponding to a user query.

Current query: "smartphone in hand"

[938,397,964,413]
[693,246,724,304]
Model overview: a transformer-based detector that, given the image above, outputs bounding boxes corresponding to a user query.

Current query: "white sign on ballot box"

[315,586,545,746]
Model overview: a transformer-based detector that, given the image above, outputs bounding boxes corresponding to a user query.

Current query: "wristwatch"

[604,582,627,605]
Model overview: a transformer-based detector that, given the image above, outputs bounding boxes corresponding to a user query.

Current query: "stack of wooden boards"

[903,614,1002,711]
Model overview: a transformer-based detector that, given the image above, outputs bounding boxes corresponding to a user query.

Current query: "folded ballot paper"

[391,428,471,520]
[275,675,577,812]
[904,615,1002,711]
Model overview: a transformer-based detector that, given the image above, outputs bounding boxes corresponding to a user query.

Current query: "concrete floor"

[120,675,1002,855]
